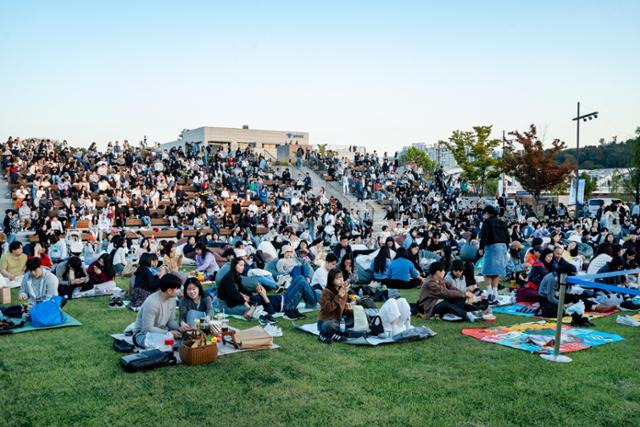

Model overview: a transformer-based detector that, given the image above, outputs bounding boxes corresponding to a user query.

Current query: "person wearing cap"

[506,241,527,281]
[478,205,510,303]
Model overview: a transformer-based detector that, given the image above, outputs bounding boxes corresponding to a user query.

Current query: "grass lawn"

[1,279,639,427]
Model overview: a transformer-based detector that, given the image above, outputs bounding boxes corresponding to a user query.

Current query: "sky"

[1,0,639,152]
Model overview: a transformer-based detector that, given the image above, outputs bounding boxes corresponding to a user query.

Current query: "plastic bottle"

[164,332,175,349]
[339,317,346,333]
[358,288,363,298]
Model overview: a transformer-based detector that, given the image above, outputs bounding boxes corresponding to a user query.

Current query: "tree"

[443,125,501,196]
[502,124,575,204]
[611,129,640,203]
[399,147,435,177]
[580,172,598,200]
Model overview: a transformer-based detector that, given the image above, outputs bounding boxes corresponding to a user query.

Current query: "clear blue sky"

[1,0,639,152]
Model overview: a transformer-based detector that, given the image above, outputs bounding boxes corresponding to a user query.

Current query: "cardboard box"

[1,287,10,305]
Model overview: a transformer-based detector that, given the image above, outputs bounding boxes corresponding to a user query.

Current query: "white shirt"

[310,267,329,288]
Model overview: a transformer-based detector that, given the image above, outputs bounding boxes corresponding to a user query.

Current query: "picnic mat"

[295,323,436,346]
[228,303,317,320]
[492,302,617,323]
[462,321,623,354]
[1,314,82,334]
[110,333,279,359]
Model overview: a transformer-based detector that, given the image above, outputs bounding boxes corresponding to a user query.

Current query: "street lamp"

[571,101,598,218]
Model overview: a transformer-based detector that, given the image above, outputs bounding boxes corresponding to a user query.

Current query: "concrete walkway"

[286,164,388,231]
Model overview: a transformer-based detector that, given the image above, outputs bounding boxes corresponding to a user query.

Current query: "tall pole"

[502,130,507,199]
[575,102,580,219]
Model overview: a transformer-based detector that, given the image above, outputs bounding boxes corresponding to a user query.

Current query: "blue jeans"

[283,276,317,311]
[7,233,16,245]
[291,262,313,281]
[254,275,277,290]
[317,320,339,334]
[218,300,247,316]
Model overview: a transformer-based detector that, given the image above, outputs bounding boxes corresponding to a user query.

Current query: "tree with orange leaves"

[502,125,575,204]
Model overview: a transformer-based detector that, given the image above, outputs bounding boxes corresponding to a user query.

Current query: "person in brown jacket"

[417,262,478,322]
[317,268,353,343]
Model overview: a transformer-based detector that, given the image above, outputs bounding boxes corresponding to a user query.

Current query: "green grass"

[1,280,639,427]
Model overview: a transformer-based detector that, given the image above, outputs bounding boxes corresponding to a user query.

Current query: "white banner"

[568,178,585,205]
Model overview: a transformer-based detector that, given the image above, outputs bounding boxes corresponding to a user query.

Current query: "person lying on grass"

[317,268,353,344]
[132,273,191,348]
[19,257,59,305]
[417,261,478,322]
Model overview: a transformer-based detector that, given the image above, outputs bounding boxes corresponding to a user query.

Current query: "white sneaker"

[442,313,463,322]
[466,312,477,323]
[616,315,640,327]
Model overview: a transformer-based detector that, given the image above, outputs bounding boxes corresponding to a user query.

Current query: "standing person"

[478,205,509,303]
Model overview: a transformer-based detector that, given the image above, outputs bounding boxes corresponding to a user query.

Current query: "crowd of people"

[2,135,640,345]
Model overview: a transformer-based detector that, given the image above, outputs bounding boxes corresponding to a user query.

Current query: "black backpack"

[368,316,384,336]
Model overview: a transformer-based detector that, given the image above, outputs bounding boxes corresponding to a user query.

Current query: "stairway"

[286,164,388,231]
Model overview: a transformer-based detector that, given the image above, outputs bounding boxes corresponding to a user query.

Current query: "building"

[403,143,458,171]
[163,126,309,160]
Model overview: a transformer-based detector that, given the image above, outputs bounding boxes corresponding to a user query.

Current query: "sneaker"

[616,315,640,327]
[109,297,124,309]
[442,313,463,321]
[318,333,332,344]
[330,333,346,342]
[466,312,477,323]
[284,309,306,321]
[259,314,277,325]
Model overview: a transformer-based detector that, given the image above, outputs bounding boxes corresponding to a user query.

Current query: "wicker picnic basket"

[179,330,217,365]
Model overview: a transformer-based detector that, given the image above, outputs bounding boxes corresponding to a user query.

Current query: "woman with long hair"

[87,252,118,293]
[130,253,165,308]
[370,245,392,281]
[317,268,352,343]
[56,256,91,298]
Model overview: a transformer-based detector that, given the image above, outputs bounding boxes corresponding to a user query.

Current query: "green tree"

[443,125,501,196]
[485,176,498,196]
[579,172,598,200]
[399,146,435,177]
[611,128,640,203]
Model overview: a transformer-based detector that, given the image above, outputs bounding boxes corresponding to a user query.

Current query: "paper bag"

[234,326,273,350]
[1,287,10,305]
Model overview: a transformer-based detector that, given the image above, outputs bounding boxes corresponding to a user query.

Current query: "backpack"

[30,296,67,327]
[368,315,384,336]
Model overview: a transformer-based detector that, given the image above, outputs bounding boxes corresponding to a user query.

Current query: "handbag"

[120,349,177,372]
[368,315,384,336]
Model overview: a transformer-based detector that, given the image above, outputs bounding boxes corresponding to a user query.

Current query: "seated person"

[317,268,353,343]
[505,241,528,283]
[55,256,91,298]
[47,235,68,264]
[28,242,52,269]
[110,235,128,275]
[163,241,187,284]
[417,262,478,322]
[445,259,466,292]
[382,247,421,289]
[179,277,214,327]
[537,267,616,321]
[87,253,117,292]
[194,243,220,280]
[131,253,166,308]
[595,256,634,307]
[0,241,28,286]
[310,253,338,293]
[19,257,59,305]
[370,246,392,282]
[517,248,553,303]
[131,273,191,348]
[217,257,277,324]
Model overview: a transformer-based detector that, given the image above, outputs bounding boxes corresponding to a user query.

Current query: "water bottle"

[358,287,363,298]
[339,317,346,333]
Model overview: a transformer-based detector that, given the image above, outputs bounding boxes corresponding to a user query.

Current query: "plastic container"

[339,317,346,333]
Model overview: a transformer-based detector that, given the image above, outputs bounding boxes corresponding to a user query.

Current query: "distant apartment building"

[403,142,458,170]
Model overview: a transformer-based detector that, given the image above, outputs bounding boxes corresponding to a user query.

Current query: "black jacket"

[479,216,509,249]
[217,271,246,307]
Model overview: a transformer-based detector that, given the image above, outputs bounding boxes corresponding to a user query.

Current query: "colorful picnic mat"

[0,314,82,334]
[462,321,623,354]
[492,302,617,323]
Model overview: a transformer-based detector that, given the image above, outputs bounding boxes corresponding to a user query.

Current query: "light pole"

[571,102,598,218]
